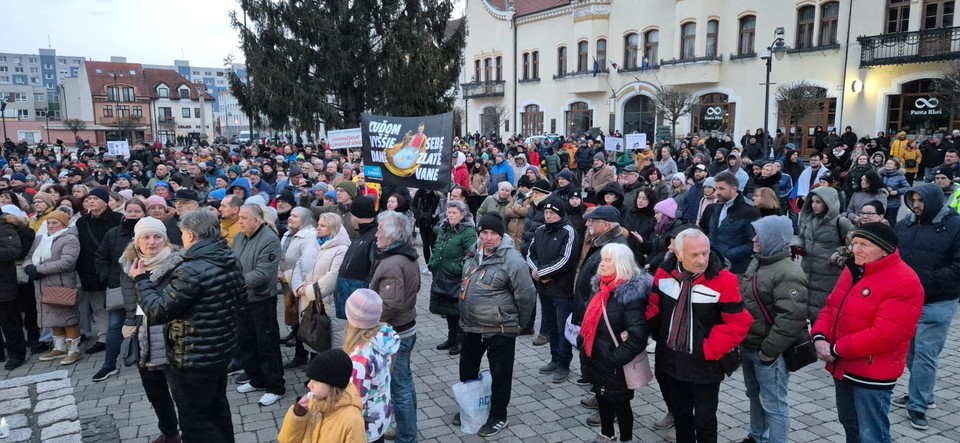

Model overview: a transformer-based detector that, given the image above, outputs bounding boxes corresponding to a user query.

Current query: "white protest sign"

[625,133,647,150]
[107,140,130,158]
[327,128,363,149]
[604,137,624,152]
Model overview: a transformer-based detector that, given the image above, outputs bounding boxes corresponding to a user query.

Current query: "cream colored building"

[459,0,960,155]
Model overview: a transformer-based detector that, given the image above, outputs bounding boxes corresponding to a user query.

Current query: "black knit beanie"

[306,349,353,389]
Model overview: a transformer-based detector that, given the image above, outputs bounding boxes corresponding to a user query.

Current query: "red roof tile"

[84,61,213,100]
[142,69,215,100]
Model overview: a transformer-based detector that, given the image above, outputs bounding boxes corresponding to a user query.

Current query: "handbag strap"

[751,274,774,325]
[600,297,621,348]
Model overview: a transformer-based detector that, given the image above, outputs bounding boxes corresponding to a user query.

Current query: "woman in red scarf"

[579,243,653,442]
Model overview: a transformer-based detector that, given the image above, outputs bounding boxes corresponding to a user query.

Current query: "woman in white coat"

[290,212,351,350]
[279,207,317,368]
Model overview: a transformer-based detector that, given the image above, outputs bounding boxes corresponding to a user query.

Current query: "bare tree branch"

[653,86,697,140]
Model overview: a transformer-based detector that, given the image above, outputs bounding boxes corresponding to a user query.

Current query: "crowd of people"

[0,124,956,443]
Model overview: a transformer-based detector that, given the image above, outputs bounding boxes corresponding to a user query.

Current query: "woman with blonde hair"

[344,289,399,443]
[752,187,782,216]
[292,212,351,349]
[278,349,366,443]
[579,243,653,443]
[280,207,318,368]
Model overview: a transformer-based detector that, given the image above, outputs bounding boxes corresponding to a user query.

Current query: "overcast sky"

[6,0,466,69]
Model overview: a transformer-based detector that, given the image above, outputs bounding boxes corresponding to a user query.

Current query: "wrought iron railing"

[461,81,505,98]
[858,26,960,68]
[660,54,723,66]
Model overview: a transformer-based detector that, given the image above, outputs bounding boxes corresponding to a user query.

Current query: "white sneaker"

[237,383,264,394]
[646,340,656,354]
[258,392,284,406]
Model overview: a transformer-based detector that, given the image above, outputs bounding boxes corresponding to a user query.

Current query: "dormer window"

[158,86,169,98]
[179,88,190,99]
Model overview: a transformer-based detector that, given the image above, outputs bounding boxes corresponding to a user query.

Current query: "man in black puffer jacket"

[0,212,28,370]
[134,209,246,443]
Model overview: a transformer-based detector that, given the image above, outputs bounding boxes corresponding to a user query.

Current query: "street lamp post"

[43,108,50,143]
[1,98,8,142]
[761,27,788,159]
[109,70,123,143]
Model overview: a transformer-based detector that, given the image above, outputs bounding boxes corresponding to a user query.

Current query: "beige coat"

[582,165,616,194]
[289,227,350,314]
[24,227,81,328]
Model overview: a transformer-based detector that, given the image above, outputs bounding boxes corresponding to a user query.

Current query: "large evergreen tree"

[227,0,466,133]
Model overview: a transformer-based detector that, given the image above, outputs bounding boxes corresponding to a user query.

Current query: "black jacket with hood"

[896,183,960,304]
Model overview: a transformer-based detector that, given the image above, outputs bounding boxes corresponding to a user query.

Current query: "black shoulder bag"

[751,275,817,372]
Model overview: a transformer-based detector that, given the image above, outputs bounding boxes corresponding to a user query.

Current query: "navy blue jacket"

[896,183,960,304]
[703,193,761,274]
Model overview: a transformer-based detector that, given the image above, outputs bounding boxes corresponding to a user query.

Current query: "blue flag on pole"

[592,59,600,77]
[641,54,649,72]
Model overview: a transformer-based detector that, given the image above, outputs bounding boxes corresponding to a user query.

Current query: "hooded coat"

[370,241,421,333]
[624,200,657,266]
[896,184,960,304]
[878,167,910,211]
[278,383,366,443]
[291,227,351,314]
[511,154,530,187]
[798,186,854,323]
[228,177,251,200]
[349,324,400,442]
[595,182,626,219]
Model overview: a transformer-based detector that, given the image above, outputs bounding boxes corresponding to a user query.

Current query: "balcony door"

[920,0,955,55]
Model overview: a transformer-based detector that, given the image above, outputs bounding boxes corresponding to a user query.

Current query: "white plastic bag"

[452,369,492,434]
[564,314,580,349]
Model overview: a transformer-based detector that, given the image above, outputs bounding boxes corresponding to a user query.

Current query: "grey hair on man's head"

[241,204,264,221]
[376,210,413,245]
[674,228,709,256]
[179,208,221,241]
[290,206,316,228]
[498,181,514,191]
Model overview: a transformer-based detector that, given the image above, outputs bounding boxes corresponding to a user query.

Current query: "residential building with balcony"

[460,0,959,155]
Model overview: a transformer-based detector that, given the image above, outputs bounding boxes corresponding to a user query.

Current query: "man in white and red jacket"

[811,222,923,443]
[647,228,753,443]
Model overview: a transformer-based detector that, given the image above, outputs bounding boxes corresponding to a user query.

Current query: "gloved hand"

[121,325,138,339]
[23,264,39,279]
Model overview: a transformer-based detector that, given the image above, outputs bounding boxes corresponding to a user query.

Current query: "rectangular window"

[495,56,502,81]
[474,60,481,82]
[532,51,540,79]
[596,39,607,70]
[29,67,38,73]
[681,23,697,59]
[706,20,719,57]
[739,16,756,55]
[17,109,29,119]
[122,87,135,102]
[0,56,5,61]
[194,108,200,118]
[179,88,190,99]
[159,107,172,118]
[43,74,53,80]
[577,41,589,72]
[557,47,567,76]
[117,105,129,118]
[73,59,81,65]
[0,67,6,72]
[216,71,224,77]
[14,93,27,102]
[522,53,529,80]
[484,58,492,82]
[887,0,911,33]
[182,108,191,118]
[107,87,119,102]
[159,87,169,98]
[103,105,113,117]
[13,67,23,73]
[820,2,840,45]
[645,31,660,67]
[42,64,51,69]
[35,109,46,118]
[133,106,143,119]
[34,93,44,102]
[0,76,8,82]
[59,58,66,64]
[29,58,37,63]
[796,6,816,49]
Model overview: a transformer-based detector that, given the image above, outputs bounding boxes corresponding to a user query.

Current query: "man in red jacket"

[811,222,923,443]
[647,228,753,443]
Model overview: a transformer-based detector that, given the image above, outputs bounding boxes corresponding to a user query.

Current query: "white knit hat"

[134,217,168,242]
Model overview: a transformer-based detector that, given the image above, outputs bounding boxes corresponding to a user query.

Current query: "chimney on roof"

[110,56,127,63]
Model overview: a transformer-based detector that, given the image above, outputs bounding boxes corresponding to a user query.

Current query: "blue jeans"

[391,333,417,443]
[741,349,791,443]
[540,295,573,369]
[906,299,959,413]
[834,379,892,443]
[101,309,126,371]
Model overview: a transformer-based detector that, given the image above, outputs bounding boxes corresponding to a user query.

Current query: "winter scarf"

[32,227,68,265]
[666,267,699,355]
[580,274,622,357]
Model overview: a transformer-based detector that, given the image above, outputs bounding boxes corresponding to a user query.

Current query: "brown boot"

[61,338,81,365]
[38,336,67,361]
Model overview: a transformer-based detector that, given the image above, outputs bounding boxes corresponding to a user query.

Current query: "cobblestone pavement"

[3,252,960,442]
[0,370,83,442]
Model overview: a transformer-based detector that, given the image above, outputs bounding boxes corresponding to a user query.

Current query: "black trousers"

[598,393,634,441]
[418,220,436,262]
[237,300,286,394]
[165,365,234,443]
[16,282,39,342]
[0,300,25,360]
[140,367,179,437]
[460,333,515,421]
[658,374,721,443]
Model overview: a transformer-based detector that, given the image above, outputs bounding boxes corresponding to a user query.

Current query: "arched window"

[532,51,540,79]
[521,104,544,135]
[495,56,503,81]
[622,95,656,139]
[522,53,529,80]
[796,6,815,49]
[577,41,589,72]
[483,58,492,82]
[820,2,840,45]
[644,30,659,67]
[738,15,756,55]
[596,39,607,70]
[566,102,593,136]
[624,33,639,69]
[681,23,697,59]
[706,20,719,57]
[474,60,481,82]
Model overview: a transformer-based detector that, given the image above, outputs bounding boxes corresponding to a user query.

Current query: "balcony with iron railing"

[858,26,960,68]
[658,54,723,85]
[461,81,505,99]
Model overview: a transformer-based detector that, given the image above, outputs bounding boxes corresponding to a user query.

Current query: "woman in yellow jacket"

[898,140,923,185]
[29,192,57,233]
[278,350,366,443]
[889,131,909,160]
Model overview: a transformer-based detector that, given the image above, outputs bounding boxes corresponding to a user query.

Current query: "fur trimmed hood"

[119,243,185,283]
[591,273,654,305]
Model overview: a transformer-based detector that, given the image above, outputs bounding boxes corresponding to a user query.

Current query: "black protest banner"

[361,112,453,191]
